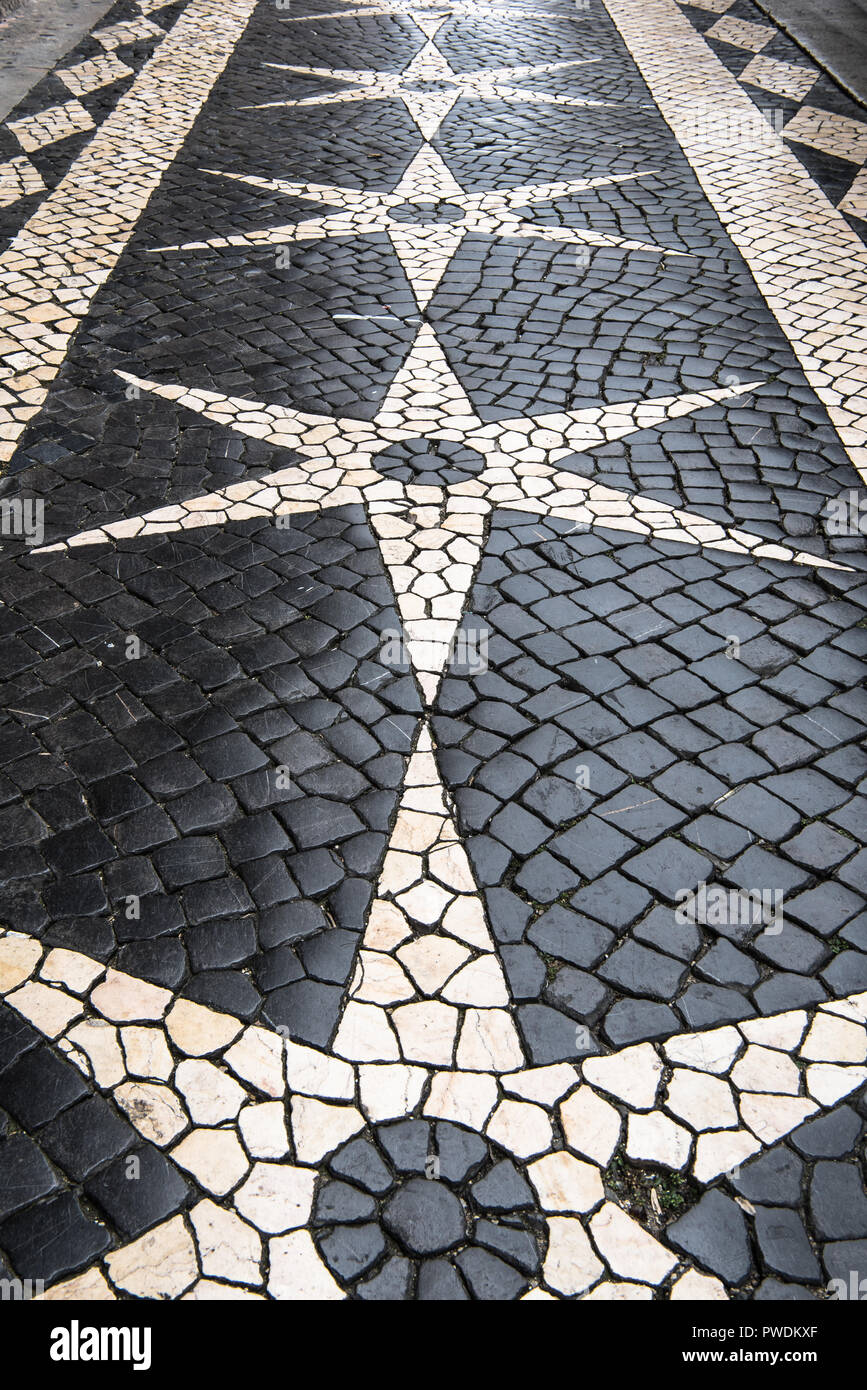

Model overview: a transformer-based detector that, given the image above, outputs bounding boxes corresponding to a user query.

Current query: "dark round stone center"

[382,1177,467,1255]
[376,438,486,486]
[390,199,465,224]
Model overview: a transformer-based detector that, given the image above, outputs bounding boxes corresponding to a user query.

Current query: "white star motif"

[38,324,845,702]
[252,42,611,139]
[151,143,682,311]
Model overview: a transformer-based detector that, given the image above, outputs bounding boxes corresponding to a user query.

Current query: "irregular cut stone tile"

[800,1013,867,1063]
[234,1164,316,1234]
[667,1191,752,1286]
[284,1040,354,1100]
[663,1026,742,1074]
[334,1002,401,1063]
[40,949,104,995]
[91,970,171,1022]
[383,1177,467,1255]
[424,1071,498,1129]
[501,1064,578,1107]
[755,1205,822,1282]
[626,1111,692,1169]
[165,1000,242,1056]
[379,851,422,896]
[822,995,867,1025]
[0,935,42,993]
[106,1216,198,1299]
[224,1027,285,1097]
[393,1000,459,1066]
[121,1026,175,1082]
[590,1203,678,1285]
[318,1221,387,1283]
[581,1281,653,1301]
[441,956,509,1006]
[395,936,469,994]
[486,1099,552,1159]
[391,810,446,854]
[441,896,493,949]
[665,1070,738,1131]
[364,900,413,951]
[806,1064,867,1106]
[670,1270,728,1300]
[397,881,454,927]
[269,1230,345,1300]
[358,1063,427,1122]
[291,1096,365,1163]
[740,1011,808,1051]
[739,1093,819,1145]
[543,1216,605,1297]
[175,1059,247,1124]
[730,1045,801,1095]
[582,1044,663,1109]
[191,1199,262,1286]
[429,842,476,893]
[527,1151,604,1213]
[6,982,82,1038]
[693,1128,763,1184]
[170,1128,249,1196]
[36,1268,117,1301]
[351,950,415,1004]
[456,1008,524,1071]
[238,1102,289,1159]
[114,1081,188,1146]
[560,1087,622,1167]
[67,1020,125,1087]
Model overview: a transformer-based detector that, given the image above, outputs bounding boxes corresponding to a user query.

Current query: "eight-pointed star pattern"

[38,321,847,702]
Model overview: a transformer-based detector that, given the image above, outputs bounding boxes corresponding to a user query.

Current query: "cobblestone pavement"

[0,0,866,1304]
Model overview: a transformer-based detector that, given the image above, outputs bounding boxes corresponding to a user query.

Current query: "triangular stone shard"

[337,723,526,1071]
[400,88,460,138]
[402,39,454,82]
[392,143,464,201]
[414,14,447,38]
[387,222,464,308]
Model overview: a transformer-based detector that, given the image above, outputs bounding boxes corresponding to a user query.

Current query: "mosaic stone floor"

[0,0,866,1303]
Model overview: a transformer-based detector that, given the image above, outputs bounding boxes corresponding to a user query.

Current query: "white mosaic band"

[603,0,867,482]
[0,0,260,468]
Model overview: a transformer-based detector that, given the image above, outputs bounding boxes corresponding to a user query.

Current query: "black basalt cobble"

[382,1179,467,1256]
[0,0,866,1303]
[435,511,867,1058]
[0,508,419,1041]
[667,1190,753,1286]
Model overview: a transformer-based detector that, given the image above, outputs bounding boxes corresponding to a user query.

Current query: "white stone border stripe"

[0,0,259,467]
[602,0,867,484]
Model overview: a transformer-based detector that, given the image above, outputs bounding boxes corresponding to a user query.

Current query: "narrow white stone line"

[602,0,867,483]
[0,0,259,468]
